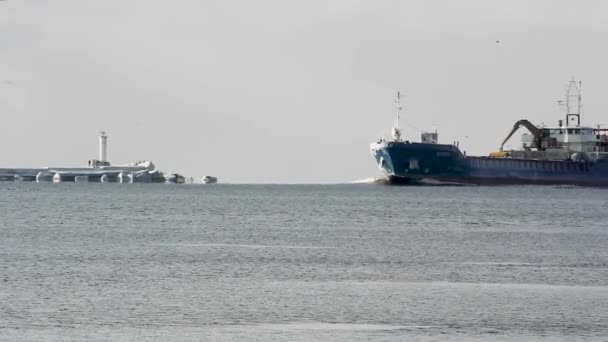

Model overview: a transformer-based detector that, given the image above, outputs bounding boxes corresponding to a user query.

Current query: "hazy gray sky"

[1,0,608,183]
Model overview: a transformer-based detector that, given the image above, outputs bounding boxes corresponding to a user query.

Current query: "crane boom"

[499,119,542,151]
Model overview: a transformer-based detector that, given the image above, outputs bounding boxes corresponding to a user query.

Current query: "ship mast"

[392,91,403,141]
[565,77,582,127]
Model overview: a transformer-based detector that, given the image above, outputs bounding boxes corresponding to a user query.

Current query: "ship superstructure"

[497,79,608,159]
[370,79,608,186]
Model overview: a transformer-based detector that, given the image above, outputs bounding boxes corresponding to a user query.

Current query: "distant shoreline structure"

[201,176,218,184]
[0,132,185,184]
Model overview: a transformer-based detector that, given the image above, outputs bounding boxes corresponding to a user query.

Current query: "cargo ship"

[370,79,608,186]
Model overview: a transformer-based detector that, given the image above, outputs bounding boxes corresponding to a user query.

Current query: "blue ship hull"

[371,141,608,186]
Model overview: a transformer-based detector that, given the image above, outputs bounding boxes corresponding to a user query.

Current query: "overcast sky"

[1,0,608,183]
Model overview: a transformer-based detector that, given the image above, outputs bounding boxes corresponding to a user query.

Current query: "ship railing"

[591,147,608,160]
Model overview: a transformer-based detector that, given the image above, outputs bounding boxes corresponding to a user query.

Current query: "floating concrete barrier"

[36,171,54,182]
[74,175,89,183]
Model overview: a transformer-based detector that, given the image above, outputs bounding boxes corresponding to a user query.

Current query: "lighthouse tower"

[99,131,108,162]
[89,131,111,168]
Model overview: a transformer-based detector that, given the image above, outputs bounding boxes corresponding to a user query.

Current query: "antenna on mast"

[392,91,403,141]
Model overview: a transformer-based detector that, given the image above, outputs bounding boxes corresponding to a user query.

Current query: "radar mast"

[392,91,403,141]
[565,78,582,127]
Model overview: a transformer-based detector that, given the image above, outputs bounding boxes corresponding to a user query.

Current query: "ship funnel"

[99,131,108,162]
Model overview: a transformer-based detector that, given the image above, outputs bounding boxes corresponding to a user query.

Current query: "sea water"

[1,183,607,341]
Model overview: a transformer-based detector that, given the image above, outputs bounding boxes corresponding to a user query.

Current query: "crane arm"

[499,119,542,151]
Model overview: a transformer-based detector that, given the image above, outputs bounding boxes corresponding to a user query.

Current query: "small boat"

[201,176,218,184]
